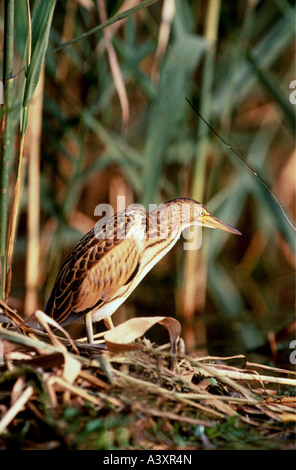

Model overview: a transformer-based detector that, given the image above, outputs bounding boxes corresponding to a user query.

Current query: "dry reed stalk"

[0,317,295,447]
[46,375,102,407]
[131,403,215,428]
[151,0,176,82]
[0,385,34,434]
[93,0,139,61]
[179,0,221,347]
[197,365,296,387]
[97,0,129,135]
[24,67,45,317]
[111,368,226,419]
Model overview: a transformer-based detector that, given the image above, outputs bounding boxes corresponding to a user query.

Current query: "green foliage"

[21,0,57,132]
[57,407,133,450]
[141,2,207,206]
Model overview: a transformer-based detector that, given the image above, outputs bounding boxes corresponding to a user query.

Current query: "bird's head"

[195,204,241,235]
[165,197,241,236]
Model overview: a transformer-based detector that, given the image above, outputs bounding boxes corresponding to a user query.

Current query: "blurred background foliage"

[0,0,295,363]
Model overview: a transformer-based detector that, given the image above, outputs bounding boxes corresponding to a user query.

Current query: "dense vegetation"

[0,0,295,450]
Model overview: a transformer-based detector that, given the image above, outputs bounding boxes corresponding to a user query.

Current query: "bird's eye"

[200,210,204,216]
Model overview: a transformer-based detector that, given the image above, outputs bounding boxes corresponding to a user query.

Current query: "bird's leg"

[85,312,94,343]
[104,316,114,330]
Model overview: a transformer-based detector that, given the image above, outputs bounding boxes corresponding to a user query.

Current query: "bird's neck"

[147,201,193,241]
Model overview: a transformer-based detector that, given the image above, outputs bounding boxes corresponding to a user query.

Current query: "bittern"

[44,197,241,342]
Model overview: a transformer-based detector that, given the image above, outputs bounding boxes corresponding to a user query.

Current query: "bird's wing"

[45,230,141,326]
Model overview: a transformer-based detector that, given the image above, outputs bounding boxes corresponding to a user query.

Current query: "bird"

[44,197,241,342]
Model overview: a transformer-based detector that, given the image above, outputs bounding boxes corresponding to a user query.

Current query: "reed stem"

[24,68,44,316]
[181,0,221,329]
[0,0,14,300]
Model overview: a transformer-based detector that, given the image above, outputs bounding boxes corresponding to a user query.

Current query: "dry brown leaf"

[16,352,65,369]
[63,353,81,384]
[35,310,81,384]
[104,316,181,353]
[34,310,78,353]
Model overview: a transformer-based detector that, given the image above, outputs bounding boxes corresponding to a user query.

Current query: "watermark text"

[94,197,203,251]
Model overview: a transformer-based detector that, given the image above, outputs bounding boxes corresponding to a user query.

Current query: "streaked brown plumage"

[45,198,241,341]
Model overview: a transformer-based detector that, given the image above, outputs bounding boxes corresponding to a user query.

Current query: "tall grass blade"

[0,0,14,300]
[246,51,295,136]
[214,10,295,115]
[22,0,57,129]
[5,0,57,300]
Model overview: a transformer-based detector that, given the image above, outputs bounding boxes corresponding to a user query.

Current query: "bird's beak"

[201,213,242,235]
